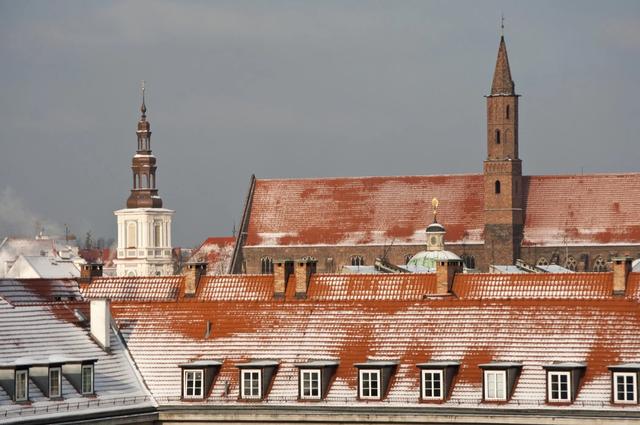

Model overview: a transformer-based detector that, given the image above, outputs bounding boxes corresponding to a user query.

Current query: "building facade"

[113,86,174,277]
[230,36,640,274]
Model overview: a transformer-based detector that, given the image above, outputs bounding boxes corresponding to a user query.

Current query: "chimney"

[295,258,317,299]
[184,261,207,297]
[436,259,463,295]
[80,263,103,283]
[90,299,111,350]
[612,256,633,295]
[274,260,294,299]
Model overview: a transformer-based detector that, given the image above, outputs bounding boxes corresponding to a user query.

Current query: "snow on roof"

[107,271,640,408]
[0,298,150,420]
[536,264,575,273]
[244,173,640,247]
[81,276,183,301]
[189,237,236,275]
[0,279,82,305]
[20,256,80,278]
[454,273,614,300]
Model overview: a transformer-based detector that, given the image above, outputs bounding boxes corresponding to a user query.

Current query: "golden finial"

[431,197,439,223]
[140,80,147,117]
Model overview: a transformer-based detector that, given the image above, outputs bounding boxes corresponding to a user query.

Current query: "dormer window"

[417,361,459,401]
[49,367,62,398]
[81,364,94,395]
[15,369,28,402]
[543,362,585,403]
[355,360,398,401]
[479,362,522,402]
[295,360,338,400]
[241,369,261,399]
[609,363,640,404]
[179,360,221,400]
[184,370,204,399]
[237,360,278,400]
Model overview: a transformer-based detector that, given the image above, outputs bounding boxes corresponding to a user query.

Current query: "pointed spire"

[490,36,515,95]
[140,80,147,119]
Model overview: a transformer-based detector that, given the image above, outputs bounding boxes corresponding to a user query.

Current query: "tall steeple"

[483,31,523,268]
[490,36,515,96]
[126,82,163,208]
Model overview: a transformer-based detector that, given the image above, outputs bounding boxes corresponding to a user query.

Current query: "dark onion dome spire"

[490,36,515,96]
[126,81,163,208]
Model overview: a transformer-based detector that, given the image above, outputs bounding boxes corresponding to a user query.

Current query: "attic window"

[81,364,94,395]
[548,371,571,402]
[49,367,62,398]
[417,361,459,401]
[241,369,261,399]
[15,369,28,402]
[355,360,398,401]
[609,364,640,404]
[480,362,522,402]
[359,369,380,399]
[613,372,637,404]
[183,369,204,399]
[237,360,278,400]
[484,370,506,400]
[543,362,585,403]
[300,369,321,399]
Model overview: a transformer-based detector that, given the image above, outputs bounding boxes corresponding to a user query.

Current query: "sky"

[0,0,639,247]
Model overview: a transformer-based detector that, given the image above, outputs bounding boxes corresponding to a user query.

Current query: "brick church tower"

[483,35,523,266]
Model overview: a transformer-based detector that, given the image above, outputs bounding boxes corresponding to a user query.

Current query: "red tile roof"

[198,275,274,301]
[0,279,82,305]
[244,173,640,247]
[189,237,236,275]
[522,174,640,246]
[308,273,438,301]
[108,274,640,408]
[454,273,613,300]
[81,276,183,301]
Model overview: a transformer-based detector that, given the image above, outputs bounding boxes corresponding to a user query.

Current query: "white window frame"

[182,369,204,399]
[299,369,321,400]
[421,369,444,400]
[241,369,262,399]
[613,372,637,404]
[359,369,381,400]
[548,371,571,402]
[484,370,507,401]
[15,369,28,402]
[49,367,62,398]
[81,364,94,395]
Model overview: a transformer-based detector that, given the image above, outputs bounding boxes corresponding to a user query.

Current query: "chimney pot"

[295,258,317,299]
[90,299,111,350]
[612,256,633,295]
[435,259,462,295]
[184,261,207,296]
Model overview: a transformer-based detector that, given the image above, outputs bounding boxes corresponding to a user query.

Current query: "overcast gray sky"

[0,0,639,247]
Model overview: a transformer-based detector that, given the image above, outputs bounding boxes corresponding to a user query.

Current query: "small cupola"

[426,198,445,251]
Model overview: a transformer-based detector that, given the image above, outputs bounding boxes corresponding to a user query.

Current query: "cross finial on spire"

[140,80,147,117]
[501,13,505,37]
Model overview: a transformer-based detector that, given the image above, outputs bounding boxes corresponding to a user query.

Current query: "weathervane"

[432,197,439,223]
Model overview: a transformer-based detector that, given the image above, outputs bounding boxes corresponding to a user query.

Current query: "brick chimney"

[436,259,463,295]
[612,256,633,295]
[90,299,111,350]
[294,258,317,299]
[274,260,295,299]
[80,263,103,283]
[184,261,207,297]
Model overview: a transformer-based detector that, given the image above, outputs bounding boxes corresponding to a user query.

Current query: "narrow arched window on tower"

[506,105,510,120]
[495,180,501,194]
[495,129,501,144]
